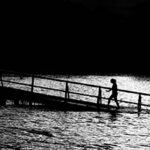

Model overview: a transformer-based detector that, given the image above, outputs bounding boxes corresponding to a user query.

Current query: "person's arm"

[106,88,111,92]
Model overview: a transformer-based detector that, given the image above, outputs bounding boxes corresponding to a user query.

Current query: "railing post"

[30,74,34,106]
[138,94,142,112]
[97,87,102,107]
[31,74,34,93]
[65,81,69,101]
[0,71,3,87]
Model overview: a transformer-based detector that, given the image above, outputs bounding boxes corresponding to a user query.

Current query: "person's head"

[110,78,116,84]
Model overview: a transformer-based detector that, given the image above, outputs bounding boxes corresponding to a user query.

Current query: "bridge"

[0,70,150,114]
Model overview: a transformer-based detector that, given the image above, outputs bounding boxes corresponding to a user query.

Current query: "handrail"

[1,69,150,113]
[34,84,98,98]
[2,80,150,108]
[33,85,65,93]
[33,74,150,96]
[3,79,148,103]
[1,79,99,98]
[2,80,31,87]
[1,69,150,99]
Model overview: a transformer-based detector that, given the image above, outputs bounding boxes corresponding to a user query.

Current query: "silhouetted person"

[107,79,120,109]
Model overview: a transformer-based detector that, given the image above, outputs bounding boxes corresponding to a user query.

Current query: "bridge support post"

[138,94,142,112]
[0,87,6,106]
[1,99,6,106]
[0,97,6,106]
[14,99,19,106]
[29,99,32,106]
[29,92,33,107]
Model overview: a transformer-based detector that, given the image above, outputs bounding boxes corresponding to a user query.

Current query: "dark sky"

[1,1,150,75]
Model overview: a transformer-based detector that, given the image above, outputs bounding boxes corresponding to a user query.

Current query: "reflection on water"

[0,107,150,150]
[0,74,150,149]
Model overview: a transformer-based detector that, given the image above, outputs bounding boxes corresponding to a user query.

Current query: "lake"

[0,74,150,149]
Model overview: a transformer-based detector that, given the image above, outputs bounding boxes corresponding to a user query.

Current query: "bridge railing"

[0,69,150,111]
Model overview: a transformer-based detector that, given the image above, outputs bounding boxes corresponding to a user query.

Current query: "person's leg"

[114,96,120,108]
[108,95,113,106]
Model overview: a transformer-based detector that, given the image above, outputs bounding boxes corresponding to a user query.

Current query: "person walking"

[107,78,120,109]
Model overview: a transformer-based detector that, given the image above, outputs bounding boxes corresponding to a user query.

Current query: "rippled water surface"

[0,74,150,149]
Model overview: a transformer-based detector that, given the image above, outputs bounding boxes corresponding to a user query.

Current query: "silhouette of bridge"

[0,70,150,114]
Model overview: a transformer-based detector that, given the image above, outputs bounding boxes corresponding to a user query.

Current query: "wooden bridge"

[0,70,150,114]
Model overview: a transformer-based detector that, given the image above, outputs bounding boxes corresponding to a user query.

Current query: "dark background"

[1,1,150,75]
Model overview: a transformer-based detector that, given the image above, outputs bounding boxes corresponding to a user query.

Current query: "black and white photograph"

[1,0,150,149]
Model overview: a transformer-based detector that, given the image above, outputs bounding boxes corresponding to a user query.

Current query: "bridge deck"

[1,86,148,114]
[0,70,150,114]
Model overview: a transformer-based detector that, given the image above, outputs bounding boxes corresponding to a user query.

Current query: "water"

[0,74,150,149]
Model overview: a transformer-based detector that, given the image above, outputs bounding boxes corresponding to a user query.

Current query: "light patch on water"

[0,106,150,149]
